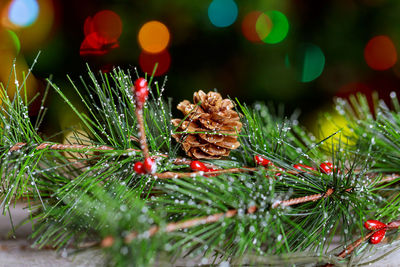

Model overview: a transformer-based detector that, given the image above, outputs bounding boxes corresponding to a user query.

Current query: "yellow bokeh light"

[315,111,356,152]
[255,13,272,41]
[0,27,39,100]
[63,129,93,161]
[138,20,170,54]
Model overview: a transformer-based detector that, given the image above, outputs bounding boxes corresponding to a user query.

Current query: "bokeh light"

[337,82,371,97]
[0,30,21,54]
[80,33,120,56]
[63,130,93,160]
[256,13,273,42]
[139,50,171,76]
[336,82,376,111]
[101,64,115,73]
[138,21,170,54]
[80,10,122,56]
[316,111,356,150]
[1,0,55,52]
[286,43,325,82]
[262,10,289,44]
[92,10,122,42]
[8,0,39,27]
[208,0,238,28]
[242,11,262,42]
[241,11,272,43]
[7,30,20,54]
[364,35,397,71]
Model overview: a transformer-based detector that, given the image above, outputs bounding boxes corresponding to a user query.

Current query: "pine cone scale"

[198,133,224,143]
[172,90,242,159]
[199,144,228,156]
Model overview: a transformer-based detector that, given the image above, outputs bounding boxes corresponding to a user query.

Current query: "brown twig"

[271,173,400,209]
[323,219,400,267]
[153,167,258,179]
[7,141,222,169]
[9,140,400,257]
[9,141,400,184]
[321,231,376,267]
[338,231,376,259]
[272,188,335,208]
[123,205,257,245]
[377,173,400,184]
[117,188,351,246]
[9,142,119,152]
[135,108,150,159]
[114,172,400,248]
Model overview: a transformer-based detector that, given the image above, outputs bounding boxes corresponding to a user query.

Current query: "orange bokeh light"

[138,21,170,54]
[139,50,171,76]
[364,35,397,71]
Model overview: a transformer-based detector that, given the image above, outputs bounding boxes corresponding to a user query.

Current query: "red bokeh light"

[336,82,371,98]
[92,10,122,42]
[80,33,119,56]
[364,35,397,71]
[336,82,376,116]
[241,11,263,43]
[139,50,171,76]
[80,10,122,56]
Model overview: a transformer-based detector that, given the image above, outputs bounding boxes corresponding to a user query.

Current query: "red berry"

[134,162,145,174]
[370,229,386,244]
[144,157,156,174]
[294,164,316,172]
[319,162,334,174]
[134,77,148,89]
[133,78,149,109]
[190,161,208,172]
[364,220,387,230]
[254,155,271,167]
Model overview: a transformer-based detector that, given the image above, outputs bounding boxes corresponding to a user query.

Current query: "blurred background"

[0,0,400,140]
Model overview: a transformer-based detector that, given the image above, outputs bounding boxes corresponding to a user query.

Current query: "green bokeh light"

[262,10,289,44]
[287,43,325,83]
[6,30,21,54]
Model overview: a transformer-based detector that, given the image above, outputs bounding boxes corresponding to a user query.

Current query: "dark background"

[1,0,400,139]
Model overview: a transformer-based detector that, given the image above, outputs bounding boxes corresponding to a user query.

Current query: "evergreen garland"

[1,63,400,266]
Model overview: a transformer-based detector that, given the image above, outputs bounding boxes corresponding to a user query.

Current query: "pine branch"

[323,219,400,267]
[154,167,258,179]
[4,62,400,266]
[110,170,400,245]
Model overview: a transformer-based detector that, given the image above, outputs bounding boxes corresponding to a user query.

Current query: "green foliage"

[336,93,400,223]
[2,66,400,266]
[234,101,326,170]
[49,66,175,154]
[0,56,58,211]
[32,180,164,267]
[153,147,383,263]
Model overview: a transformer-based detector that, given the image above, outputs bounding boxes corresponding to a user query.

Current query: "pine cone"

[172,90,242,159]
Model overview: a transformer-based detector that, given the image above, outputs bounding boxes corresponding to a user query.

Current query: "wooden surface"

[0,204,103,267]
[0,204,398,267]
